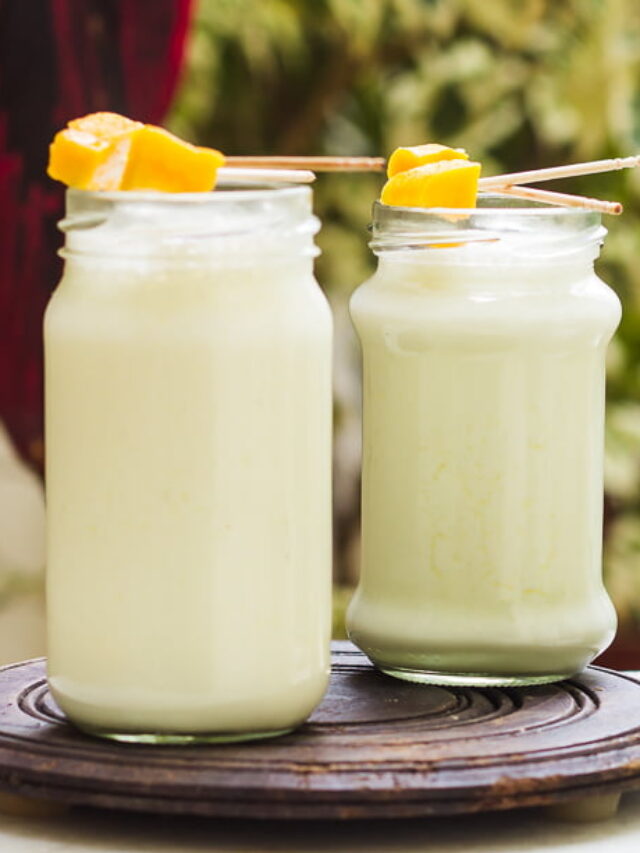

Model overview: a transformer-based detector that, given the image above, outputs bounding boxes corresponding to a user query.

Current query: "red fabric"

[120,0,193,125]
[0,0,193,470]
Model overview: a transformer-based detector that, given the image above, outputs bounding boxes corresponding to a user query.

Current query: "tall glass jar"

[347,197,620,686]
[45,185,332,742]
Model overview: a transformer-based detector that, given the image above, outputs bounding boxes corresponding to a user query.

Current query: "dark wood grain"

[1,642,640,819]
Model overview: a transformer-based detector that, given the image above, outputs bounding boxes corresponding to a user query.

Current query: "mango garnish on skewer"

[386,143,469,177]
[47,112,141,191]
[380,158,481,209]
[381,142,480,208]
[47,130,116,191]
[47,112,225,192]
[120,125,224,192]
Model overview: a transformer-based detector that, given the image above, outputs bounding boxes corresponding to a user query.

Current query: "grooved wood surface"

[1,642,640,819]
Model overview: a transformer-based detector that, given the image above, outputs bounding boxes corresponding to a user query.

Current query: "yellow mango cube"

[120,126,225,192]
[47,129,116,190]
[47,112,226,193]
[386,143,468,177]
[380,159,481,209]
[48,113,143,191]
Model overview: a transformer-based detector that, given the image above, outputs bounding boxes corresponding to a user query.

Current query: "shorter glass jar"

[347,197,620,686]
[45,185,333,741]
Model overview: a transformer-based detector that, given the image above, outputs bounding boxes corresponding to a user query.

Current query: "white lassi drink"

[347,198,620,685]
[45,186,332,741]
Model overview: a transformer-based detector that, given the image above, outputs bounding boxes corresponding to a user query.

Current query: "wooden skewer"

[479,155,640,190]
[493,185,623,215]
[219,154,634,213]
[216,167,315,184]
[224,152,640,185]
[224,156,386,172]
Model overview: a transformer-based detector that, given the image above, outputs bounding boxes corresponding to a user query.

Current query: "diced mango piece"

[47,112,226,192]
[120,126,225,192]
[380,159,481,209]
[386,143,468,177]
[48,113,143,191]
[47,129,117,190]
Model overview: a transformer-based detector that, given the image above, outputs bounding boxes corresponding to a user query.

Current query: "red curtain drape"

[0,0,193,470]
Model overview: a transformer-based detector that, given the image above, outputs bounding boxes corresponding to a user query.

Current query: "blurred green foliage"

[170,0,640,627]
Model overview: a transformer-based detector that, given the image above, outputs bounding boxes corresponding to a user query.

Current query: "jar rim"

[370,195,606,257]
[66,184,310,205]
[60,185,319,261]
[374,195,602,219]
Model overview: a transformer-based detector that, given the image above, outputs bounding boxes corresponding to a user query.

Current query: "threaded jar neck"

[60,185,320,265]
[369,195,605,266]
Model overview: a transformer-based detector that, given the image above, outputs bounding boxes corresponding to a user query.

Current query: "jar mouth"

[65,183,309,206]
[59,185,320,261]
[370,195,606,257]
[60,185,312,230]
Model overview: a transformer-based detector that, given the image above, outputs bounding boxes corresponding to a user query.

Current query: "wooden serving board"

[1,642,640,819]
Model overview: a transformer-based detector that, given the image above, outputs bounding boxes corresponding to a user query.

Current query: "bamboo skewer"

[497,185,623,215]
[479,155,640,190]
[223,153,640,186]
[216,167,315,184]
[224,156,386,172]
[219,155,630,212]
[221,153,639,198]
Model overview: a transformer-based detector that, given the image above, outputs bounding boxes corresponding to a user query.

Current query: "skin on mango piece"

[120,126,225,192]
[386,143,468,177]
[380,159,481,209]
[68,112,143,139]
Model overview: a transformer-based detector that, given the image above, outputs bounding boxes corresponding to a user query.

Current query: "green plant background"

[168,0,640,635]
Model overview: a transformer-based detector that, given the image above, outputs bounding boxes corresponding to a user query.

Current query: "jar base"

[379,664,573,688]
[75,724,295,745]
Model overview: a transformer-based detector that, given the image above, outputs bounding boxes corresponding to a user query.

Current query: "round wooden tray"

[1,642,640,819]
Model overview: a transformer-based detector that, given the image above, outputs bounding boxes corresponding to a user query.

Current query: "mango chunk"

[48,112,145,190]
[121,126,225,192]
[387,143,468,177]
[48,113,142,191]
[47,129,114,190]
[380,159,481,209]
[47,112,225,192]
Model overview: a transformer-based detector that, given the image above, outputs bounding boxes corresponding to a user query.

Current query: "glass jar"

[347,197,621,686]
[45,185,333,742]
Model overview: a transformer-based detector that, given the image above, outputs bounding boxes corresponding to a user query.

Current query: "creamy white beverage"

[347,199,620,685]
[45,187,332,740]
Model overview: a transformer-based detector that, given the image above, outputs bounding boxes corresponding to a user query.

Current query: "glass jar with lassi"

[347,196,620,686]
[45,184,333,741]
